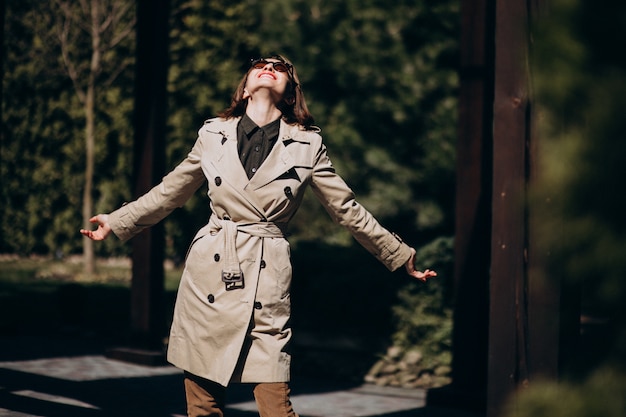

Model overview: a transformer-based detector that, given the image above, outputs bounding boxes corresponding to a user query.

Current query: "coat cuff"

[108,205,137,242]
[379,235,413,272]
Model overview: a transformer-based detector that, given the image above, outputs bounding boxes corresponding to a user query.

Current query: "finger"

[80,230,95,239]
[411,269,437,282]
[80,229,102,240]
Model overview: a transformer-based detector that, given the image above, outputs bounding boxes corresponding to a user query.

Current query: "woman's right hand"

[405,247,437,282]
[80,214,112,241]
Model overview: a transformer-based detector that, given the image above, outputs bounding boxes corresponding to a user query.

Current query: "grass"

[0,255,183,340]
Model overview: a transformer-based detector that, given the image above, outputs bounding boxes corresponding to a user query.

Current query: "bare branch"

[54,6,86,103]
[103,58,133,88]
[89,1,103,80]
[78,0,90,18]
[99,1,136,51]
[54,0,92,36]
[107,18,136,51]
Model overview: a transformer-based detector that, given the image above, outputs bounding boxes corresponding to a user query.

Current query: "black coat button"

[208,294,215,303]
[215,177,222,186]
[214,254,220,262]
[254,301,262,309]
[260,260,266,269]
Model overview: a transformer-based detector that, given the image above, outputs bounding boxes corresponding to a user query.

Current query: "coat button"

[254,301,262,310]
[207,294,215,303]
[260,260,266,269]
[215,176,222,186]
[214,253,220,262]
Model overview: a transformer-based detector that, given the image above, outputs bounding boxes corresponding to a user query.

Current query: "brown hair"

[218,54,316,130]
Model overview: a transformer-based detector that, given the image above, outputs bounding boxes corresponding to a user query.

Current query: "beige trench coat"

[108,117,412,386]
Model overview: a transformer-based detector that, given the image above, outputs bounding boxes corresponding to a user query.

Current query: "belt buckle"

[222,270,245,291]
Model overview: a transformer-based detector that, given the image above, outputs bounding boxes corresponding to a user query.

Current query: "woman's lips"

[258,71,277,80]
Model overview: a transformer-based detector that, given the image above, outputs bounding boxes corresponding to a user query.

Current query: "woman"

[81,54,436,417]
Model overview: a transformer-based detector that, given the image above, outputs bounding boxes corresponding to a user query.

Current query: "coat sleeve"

[108,137,206,241]
[308,137,412,272]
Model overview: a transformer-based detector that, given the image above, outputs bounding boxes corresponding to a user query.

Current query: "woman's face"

[244,58,292,100]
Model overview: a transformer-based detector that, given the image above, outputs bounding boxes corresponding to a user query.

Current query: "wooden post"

[427,0,494,411]
[430,1,570,414]
[488,2,576,414]
[125,0,170,355]
[105,0,170,365]
[0,1,4,142]
[487,0,536,415]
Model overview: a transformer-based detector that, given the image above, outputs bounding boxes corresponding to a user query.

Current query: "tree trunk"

[82,0,102,276]
[83,83,96,275]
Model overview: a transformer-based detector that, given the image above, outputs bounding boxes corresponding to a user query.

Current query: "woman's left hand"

[80,214,112,241]
[405,247,437,282]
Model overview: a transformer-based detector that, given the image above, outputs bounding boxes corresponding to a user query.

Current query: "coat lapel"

[207,118,249,191]
[206,118,267,215]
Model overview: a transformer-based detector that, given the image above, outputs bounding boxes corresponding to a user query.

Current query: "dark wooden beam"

[129,0,170,349]
[450,0,494,405]
[428,0,494,410]
[488,0,531,415]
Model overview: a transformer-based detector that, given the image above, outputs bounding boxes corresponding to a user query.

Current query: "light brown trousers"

[184,372,298,417]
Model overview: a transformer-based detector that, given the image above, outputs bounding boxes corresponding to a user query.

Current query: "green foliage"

[1,0,135,257]
[531,0,626,369]
[390,236,454,366]
[2,0,459,261]
[0,256,183,336]
[503,367,626,417]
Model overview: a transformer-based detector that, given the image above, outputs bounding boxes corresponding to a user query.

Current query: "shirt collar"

[240,113,281,139]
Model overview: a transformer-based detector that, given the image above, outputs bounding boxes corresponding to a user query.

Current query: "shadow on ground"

[0,248,477,417]
[0,334,482,417]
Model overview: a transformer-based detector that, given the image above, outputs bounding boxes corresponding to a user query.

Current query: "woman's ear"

[243,89,250,100]
[284,95,295,105]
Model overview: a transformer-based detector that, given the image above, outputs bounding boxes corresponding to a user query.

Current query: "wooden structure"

[128,0,170,350]
[107,0,170,361]
[427,1,580,416]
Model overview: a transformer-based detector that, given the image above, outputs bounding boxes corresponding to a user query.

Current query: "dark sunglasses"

[250,58,293,74]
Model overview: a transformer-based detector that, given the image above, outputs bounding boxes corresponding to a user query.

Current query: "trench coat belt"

[207,214,287,276]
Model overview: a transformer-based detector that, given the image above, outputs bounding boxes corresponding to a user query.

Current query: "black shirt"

[237,114,281,179]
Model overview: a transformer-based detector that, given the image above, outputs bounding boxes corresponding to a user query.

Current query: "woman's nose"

[263,63,275,72]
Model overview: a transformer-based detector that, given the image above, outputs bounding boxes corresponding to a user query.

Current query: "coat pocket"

[263,237,292,300]
[184,230,224,293]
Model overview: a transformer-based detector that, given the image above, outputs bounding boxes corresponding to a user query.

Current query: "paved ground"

[0,335,484,417]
